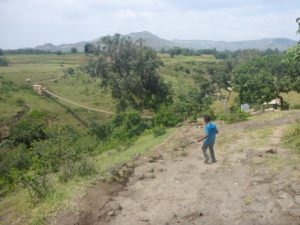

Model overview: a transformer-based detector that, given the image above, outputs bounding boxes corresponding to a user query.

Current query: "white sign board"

[241,104,250,112]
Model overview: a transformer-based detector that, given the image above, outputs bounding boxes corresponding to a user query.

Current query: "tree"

[0,49,3,56]
[234,70,277,105]
[207,60,235,112]
[233,55,294,108]
[71,47,78,54]
[85,34,171,111]
[84,43,94,55]
[283,18,300,92]
[297,17,300,35]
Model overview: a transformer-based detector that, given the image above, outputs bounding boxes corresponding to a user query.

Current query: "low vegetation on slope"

[284,119,300,153]
[0,29,300,224]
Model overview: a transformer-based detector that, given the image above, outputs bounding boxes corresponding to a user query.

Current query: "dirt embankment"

[52,111,300,225]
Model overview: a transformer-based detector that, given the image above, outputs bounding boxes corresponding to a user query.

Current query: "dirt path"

[52,111,300,225]
[32,72,152,119]
[41,88,152,119]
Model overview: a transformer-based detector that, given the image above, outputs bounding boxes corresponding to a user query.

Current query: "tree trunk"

[276,94,284,110]
[224,90,232,113]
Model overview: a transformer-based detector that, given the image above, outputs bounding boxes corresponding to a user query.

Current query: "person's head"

[203,115,211,124]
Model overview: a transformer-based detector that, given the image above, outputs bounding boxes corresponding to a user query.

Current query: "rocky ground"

[52,111,300,225]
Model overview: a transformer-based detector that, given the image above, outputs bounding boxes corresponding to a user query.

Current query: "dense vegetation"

[0,18,299,225]
[161,46,280,59]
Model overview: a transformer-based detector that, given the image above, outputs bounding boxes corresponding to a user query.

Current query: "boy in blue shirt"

[198,115,219,164]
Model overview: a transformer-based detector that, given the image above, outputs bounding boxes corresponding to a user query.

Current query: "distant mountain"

[126,31,174,49]
[35,31,297,52]
[172,38,296,51]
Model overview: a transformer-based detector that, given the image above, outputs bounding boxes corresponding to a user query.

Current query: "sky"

[0,0,300,49]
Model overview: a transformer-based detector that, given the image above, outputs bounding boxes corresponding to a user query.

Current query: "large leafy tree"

[207,60,235,112]
[84,43,95,55]
[282,17,300,91]
[234,70,277,105]
[85,34,171,111]
[234,54,299,107]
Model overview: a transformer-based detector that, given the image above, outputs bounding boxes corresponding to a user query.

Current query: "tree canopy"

[234,54,300,106]
[84,43,94,55]
[71,47,78,54]
[85,34,171,111]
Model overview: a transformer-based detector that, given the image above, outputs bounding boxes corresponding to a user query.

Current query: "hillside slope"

[51,111,300,225]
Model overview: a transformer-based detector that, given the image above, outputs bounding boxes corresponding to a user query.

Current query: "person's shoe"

[204,159,209,164]
[211,160,217,163]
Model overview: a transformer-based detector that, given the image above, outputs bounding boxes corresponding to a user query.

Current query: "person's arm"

[197,134,208,142]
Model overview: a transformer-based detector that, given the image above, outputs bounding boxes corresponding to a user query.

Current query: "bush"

[10,110,48,146]
[76,159,95,177]
[89,122,110,140]
[64,67,75,75]
[0,57,9,67]
[153,104,184,127]
[19,172,51,201]
[153,94,214,127]
[284,119,300,153]
[291,104,300,109]
[152,125,167,137]
[217,109,249,123]
[282,100,290,110]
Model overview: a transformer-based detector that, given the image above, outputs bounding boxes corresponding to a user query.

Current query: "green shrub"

[15,98,25,107]
[10,110,48,146]
[282,100,290,110]
[0,57,9,67]
[58,159,76,183]
[76,159,95,177]
[19,172,51,201]
[153,95,214,127]
[110,111,149,139]
[291,104,300,109]
[64,67,75,75]
[152,125,167,137]
[284,119,300,153]
[89,122,110,140]
[0,78,17,94]
[217,110,249,123]
[153,104,184,127]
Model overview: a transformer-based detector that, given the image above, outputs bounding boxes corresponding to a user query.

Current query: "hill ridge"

[35,31,297,52]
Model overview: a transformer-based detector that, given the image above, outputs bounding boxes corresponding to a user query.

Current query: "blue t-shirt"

[204,123,218,145]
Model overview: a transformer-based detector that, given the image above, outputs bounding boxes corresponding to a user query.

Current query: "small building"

[263,99,281,111]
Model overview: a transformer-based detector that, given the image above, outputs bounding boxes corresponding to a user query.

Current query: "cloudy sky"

[1,0,300,49]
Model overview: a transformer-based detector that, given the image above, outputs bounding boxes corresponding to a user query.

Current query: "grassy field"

[1,53,299,124]
[0,53,300,225]
[0,53,215,126]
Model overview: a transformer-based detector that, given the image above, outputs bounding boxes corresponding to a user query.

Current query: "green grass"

[46,72,116,112]
[159,54,216,95]
[0,127,176,225]
[0,53,217,127]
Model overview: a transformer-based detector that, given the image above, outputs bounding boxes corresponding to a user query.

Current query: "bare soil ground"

[51,111,300,225]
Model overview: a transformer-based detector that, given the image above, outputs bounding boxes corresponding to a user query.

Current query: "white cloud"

[0,0,299,48]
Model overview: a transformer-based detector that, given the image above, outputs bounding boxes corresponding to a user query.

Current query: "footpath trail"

[52,111,300,225]
[33,73,152,119]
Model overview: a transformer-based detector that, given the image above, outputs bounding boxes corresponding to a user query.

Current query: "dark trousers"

[202,142,216,162]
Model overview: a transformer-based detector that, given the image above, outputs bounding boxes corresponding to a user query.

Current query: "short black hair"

[204,115,211,122]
